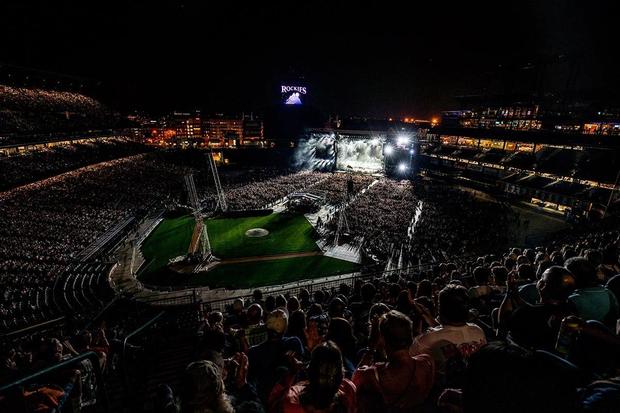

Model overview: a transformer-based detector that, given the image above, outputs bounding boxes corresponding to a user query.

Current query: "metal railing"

[0,316,66,341]
[120,311,166,411]
[137,260,469,312]
[82,296,119,331]
[0,351,109,413]
[122,311,166,373]
[77,216,136,262]
[137,291,199,306]
[129,245,484,317]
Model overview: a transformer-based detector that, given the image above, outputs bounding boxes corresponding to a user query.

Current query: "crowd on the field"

[325,179,418,259]
[0,85,116,139]
[0,158,379,332]
[214,171,376,210]
[306,173,376,205]
[0,155,519,336]
[223,171,327,211]
[323,179,516,265]
[401,184,517,263]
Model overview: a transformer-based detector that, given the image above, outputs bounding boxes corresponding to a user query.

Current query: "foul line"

[216,250,322,265]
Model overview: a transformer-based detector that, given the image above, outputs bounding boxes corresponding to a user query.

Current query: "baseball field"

[138,212,358,288]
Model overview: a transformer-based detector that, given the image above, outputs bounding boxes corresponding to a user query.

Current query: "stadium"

[2,2,620,413]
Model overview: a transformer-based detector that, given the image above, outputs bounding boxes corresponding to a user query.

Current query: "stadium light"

[384,144,394,155]
[398,163,408,172]
[410,149,415,155]
[396,135,410,145]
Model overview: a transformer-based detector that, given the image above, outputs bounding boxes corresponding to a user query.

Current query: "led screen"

[335,137,384,172]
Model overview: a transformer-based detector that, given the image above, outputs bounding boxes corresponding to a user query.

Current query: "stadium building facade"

[419,98,620,219]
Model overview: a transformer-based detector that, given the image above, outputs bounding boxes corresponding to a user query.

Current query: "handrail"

[122,310,166,376]
[0,351,110,412]
[137,293,198,307]
[0,317,66,340]
[139,253,475,294]
[51,271,62,314]
[82,296,119,331]
[122,311,166,355]
[136,257,478,310]
[121,311,166,406]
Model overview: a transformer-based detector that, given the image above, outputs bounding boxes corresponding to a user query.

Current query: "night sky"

[1,0,618,117]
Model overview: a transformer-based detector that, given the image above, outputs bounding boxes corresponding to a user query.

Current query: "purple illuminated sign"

[281,85,307,105]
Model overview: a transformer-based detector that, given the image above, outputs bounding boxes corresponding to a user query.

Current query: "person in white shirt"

[411,284,487,387]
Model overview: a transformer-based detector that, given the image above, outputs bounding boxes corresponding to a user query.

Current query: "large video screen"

[292,133,335,171]
[335,137,384,172]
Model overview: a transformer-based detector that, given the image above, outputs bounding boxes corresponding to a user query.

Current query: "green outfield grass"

[139,212,358,289]
[140,255,359,289]
[140,215,195,273]
[207,213,320,259]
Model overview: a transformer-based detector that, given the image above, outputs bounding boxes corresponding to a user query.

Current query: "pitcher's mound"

[245,228,269,238]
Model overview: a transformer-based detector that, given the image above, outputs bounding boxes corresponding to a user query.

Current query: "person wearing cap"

[248,309,304,403]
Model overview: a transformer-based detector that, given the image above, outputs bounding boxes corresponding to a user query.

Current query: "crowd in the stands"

[0,85,116,139]
[0,137,150,191]
[0,154,188,332]
[429,143,620,184]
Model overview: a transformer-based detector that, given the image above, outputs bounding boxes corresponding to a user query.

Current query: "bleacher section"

[0,84,119,141]
[0,262,115,334]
